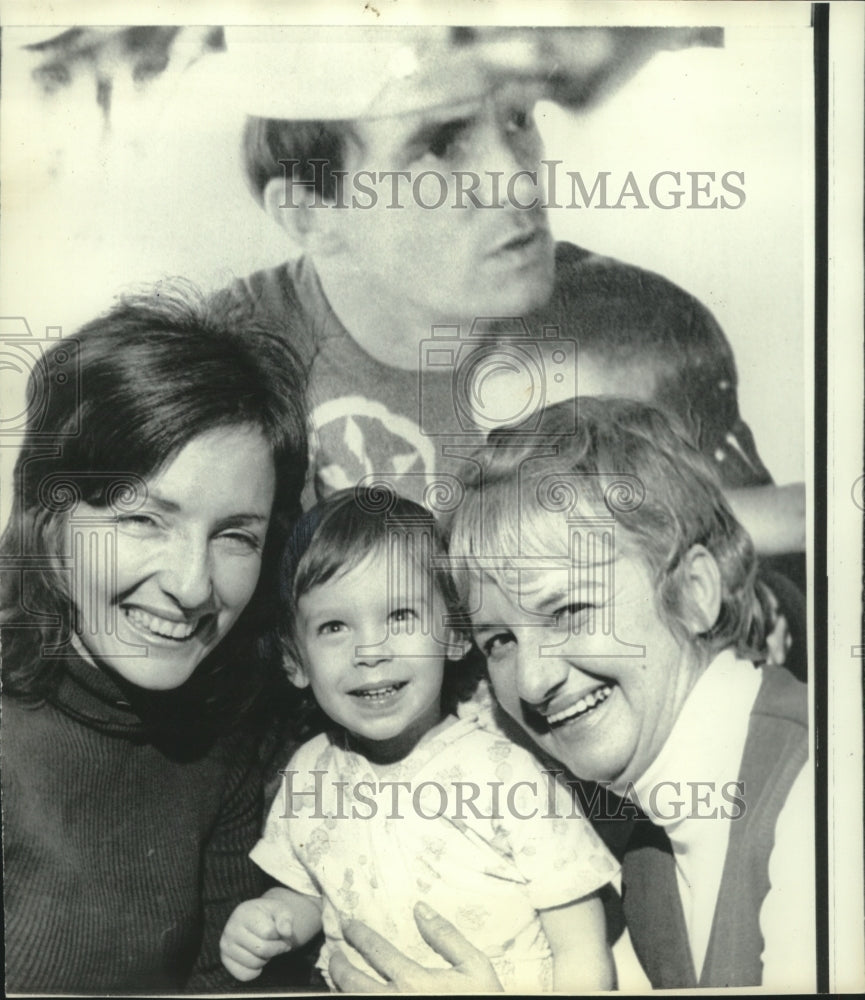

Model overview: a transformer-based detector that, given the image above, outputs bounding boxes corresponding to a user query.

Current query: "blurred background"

[1,23,812,524]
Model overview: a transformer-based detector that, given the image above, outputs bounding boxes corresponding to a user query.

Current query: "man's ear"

[263,177,343,256]
[679,544,723,635]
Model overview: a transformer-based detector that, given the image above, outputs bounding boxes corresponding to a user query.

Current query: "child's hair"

[242,116,359,206]
[0,279,309,723]
[279,487,470,732]
[448,396,766,662]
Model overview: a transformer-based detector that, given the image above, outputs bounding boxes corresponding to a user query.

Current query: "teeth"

[352,684,403,701]
[547,685,612,725]
[126,607,196,640]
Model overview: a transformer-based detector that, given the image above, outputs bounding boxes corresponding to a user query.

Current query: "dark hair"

[279,487,470,736]
[449,396,766,662]
[241,116,358,206]
[549,260,771,488]
[0,280,309,724]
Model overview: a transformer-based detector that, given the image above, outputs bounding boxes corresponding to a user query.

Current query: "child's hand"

[219,897,296,981]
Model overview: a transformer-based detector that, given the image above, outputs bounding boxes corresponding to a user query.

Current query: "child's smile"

[293,548,453,762]
[348,680,409,703]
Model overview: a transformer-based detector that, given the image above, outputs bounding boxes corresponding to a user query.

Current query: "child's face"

[469,520,705,791]
[328,83,555,321]
[293,547,450,759]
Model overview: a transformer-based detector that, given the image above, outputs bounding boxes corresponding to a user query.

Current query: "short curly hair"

[448,396,766,661]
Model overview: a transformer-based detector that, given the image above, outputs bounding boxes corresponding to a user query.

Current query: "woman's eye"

[390,607,418,624]
[115,513,159,533]
[215,531,262,554]
[480,632,515,661]
[554,603,593,631]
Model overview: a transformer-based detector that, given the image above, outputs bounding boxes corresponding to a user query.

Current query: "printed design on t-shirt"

[309,396,436,498]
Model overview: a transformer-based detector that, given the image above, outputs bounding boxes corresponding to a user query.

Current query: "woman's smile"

[122,605,208,643]
[70,426,275,691]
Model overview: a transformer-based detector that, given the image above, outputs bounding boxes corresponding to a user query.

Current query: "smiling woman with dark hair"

[0,283,308,993]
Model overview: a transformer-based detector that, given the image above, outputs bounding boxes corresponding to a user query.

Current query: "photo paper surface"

[0,1,861,994]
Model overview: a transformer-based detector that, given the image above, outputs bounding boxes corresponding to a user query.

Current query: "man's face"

[330,85,556,321]
[469,527,704,791]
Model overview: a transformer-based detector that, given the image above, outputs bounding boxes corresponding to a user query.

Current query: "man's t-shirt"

[218,242,772,510]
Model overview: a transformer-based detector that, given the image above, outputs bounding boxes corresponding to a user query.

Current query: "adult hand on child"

[329,901,503,993]
[219,894,295,982]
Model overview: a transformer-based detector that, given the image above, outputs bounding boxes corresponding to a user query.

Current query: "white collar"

[630,649,762,829]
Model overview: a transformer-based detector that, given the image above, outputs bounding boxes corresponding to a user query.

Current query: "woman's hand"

[328,901,503,993]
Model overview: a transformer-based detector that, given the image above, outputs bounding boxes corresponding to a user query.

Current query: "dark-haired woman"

[1,285,308,992]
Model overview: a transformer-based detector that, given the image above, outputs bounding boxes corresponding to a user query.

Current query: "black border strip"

[812,2,829,994]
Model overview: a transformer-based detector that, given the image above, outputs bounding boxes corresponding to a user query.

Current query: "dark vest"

[621,665,808,988]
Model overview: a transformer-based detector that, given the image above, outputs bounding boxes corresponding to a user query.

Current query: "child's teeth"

[355,685,401,700]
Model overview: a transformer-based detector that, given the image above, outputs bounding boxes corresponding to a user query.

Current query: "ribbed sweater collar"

[48,653,150,737]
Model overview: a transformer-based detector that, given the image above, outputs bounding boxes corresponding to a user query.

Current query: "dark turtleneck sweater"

[2,652,268,994]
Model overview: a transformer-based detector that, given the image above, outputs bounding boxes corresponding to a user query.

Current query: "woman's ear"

[679,544,723,635]
[263,177,343,257]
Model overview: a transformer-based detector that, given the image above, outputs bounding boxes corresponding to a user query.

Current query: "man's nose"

[157,533,213,610]
[513,628,571,705]
[474,115,543,203]
[476,125,533,183]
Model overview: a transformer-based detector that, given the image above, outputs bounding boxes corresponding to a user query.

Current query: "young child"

[220,487,618,992]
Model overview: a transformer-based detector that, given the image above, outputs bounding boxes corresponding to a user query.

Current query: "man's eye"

[505,105,533,133]
[426,121,467,160]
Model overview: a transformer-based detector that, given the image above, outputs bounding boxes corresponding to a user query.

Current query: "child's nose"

[353,648,391,668]
[353,624,393,667]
